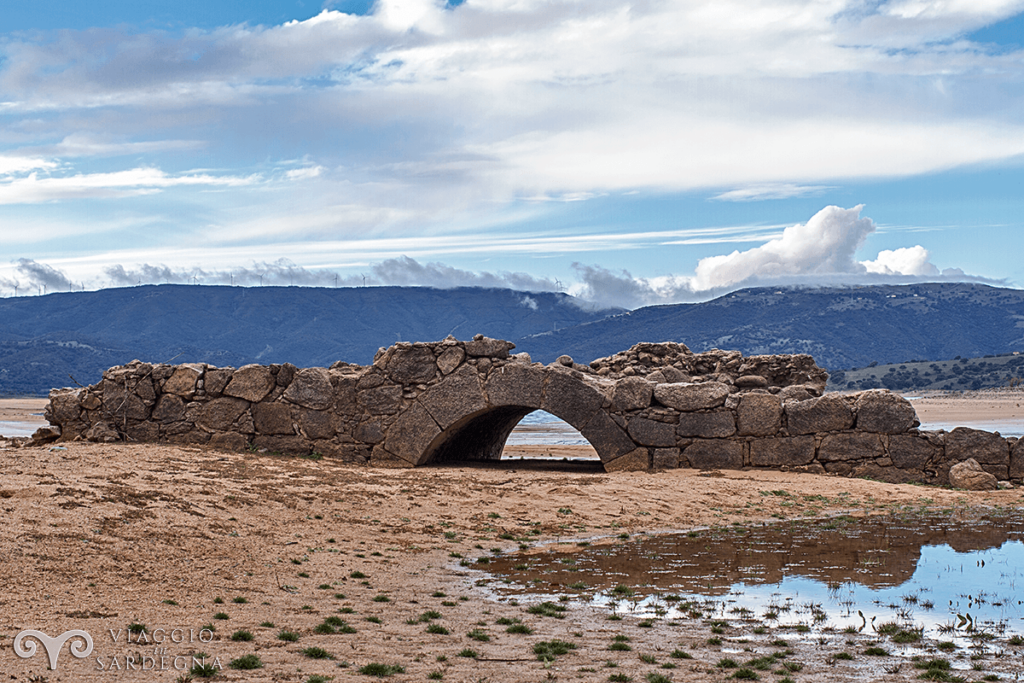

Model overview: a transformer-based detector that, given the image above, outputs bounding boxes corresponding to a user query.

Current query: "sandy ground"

[2,438,1023,683]
[912,388,1024,432]
[1,392,1023,681]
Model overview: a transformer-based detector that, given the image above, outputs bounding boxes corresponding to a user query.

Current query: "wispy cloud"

[0,167,259,205]
[2,205,998,307]
[711,184,833,202]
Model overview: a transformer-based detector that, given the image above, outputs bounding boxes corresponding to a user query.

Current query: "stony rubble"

[40,335,1020,485]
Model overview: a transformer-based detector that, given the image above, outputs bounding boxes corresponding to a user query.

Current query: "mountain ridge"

[2,282,1023,396]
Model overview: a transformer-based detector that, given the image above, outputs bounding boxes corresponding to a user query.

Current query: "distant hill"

[3,282,1023,396]
[0,285,619,396]
[518,283,1024,370]
[829,353,1024,392]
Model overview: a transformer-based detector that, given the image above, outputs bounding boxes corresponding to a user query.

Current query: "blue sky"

[1,0,1023,308]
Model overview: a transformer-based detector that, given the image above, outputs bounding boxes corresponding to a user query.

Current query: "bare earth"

[0,393,1022,681]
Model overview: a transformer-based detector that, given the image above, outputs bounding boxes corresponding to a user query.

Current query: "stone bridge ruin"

[44,336,1023,485]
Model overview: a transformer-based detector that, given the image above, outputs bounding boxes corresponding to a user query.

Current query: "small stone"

[556,355,573,367]
[948,458,998,491]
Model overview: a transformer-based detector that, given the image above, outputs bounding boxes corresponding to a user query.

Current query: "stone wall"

[41,337,1022,485]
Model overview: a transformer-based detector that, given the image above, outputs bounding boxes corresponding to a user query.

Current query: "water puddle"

[481,510,1024,653]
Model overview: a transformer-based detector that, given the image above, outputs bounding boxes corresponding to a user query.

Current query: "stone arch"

[379,364,639,469]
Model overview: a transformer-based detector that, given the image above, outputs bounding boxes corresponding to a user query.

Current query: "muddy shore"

[2,435,1023,681]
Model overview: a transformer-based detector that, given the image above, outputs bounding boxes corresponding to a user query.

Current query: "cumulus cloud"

[691,205,877,291]
[861,245,940,276]
[568,205,998,308]
[0,258,75,293]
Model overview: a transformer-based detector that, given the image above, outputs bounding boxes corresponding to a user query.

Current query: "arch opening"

[420,406,600,466]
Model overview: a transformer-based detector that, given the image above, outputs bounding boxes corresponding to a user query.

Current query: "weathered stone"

[736,393,782,436]
[283,367,334,410]
[358,384,403,415]
[123,421,159,443]
[47,388,83,424]
[888,434,940,470]
[275,362,297,387]
[297,409,335,440]
[162,364,204,398]
[652,448,680,469]
[315,441,371,463]
[778,385,817,402]
[819,432,885,462]
[29,426,61,446]
[543,370,604,430]
[223,365,276,402]
[949,458,998,491]
[605,447,650,472]
[252,434,312,454]
[209,432,248,451]
[676,410,736,438]
[357,373,385,390]
[204,368,233,396]
[612,377,654,411]
[166,429,210,445]
[579,411,638,462]
[627,417,676,447]
[420,365,487,430]
[464,337,515,358]
[386,346,438,384]
[749,436,815,467]
[556,354,573,367]
[850,462,921,484]
[855,390,918,433]
[370,444,416,468]
[85,422,120,443]
[133,376,156,402]
[197,398,250,432]
[946,427,1009,465]
[1011,439,1024,479]
[253,403,294,435]
[734,375,768,388]
[785,394,853,434]
[354,418,384,444]
[486,364,544,409]
[383,402,440,465]
[81,391,102,411]
[653,382,730,412]
[682,439,744,470]
[101,383,150,421]
[437,346,465,375]
[152,394,186,423]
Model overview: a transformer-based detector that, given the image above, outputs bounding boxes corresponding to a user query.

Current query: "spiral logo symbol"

[14,630,94,671]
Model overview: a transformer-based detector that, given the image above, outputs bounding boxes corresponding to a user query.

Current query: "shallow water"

[483,510,1024,650]
[505,410,590,445]
[0,419,41,437]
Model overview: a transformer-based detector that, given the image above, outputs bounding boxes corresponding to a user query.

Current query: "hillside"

[829,353,1024,392]
[520,283,1024,370]
[0,285,617,396]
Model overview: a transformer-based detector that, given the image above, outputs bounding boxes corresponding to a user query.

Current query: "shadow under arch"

[381,364,639,470]
[423,406,597,464]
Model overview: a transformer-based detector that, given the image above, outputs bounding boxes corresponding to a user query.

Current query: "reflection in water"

[484,511,1024,646]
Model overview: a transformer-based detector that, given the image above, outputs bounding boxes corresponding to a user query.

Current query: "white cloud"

[0,156,58,176]
[711,184,833,202]
[0,168,259,204]
[862,245,940,276]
